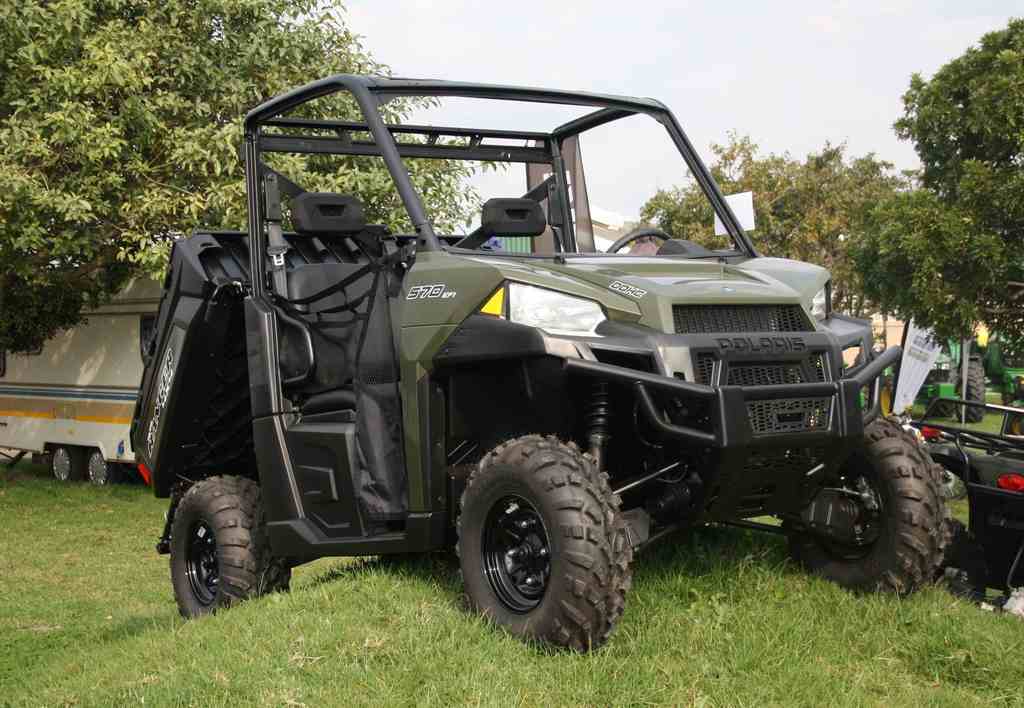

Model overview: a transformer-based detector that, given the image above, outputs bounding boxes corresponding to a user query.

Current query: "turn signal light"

[996,473,1024,492]
[920,426,943,442]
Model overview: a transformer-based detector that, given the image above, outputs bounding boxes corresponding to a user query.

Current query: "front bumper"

[561,322,898,519]
[567,345,897,449]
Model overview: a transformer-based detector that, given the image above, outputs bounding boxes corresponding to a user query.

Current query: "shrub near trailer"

[132,76,947,651]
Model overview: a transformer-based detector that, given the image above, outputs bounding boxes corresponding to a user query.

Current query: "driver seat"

[275,193,379,416]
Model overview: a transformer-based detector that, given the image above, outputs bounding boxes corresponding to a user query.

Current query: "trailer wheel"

[170,476,291,618]
[788,417,947,594]
[86,449,121,486]
[51,446,86,482]
[457,435,632,652]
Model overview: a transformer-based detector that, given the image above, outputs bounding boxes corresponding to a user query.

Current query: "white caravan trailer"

[0,279,161,484]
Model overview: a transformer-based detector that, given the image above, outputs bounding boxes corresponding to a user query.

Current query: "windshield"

[246,77,754,259]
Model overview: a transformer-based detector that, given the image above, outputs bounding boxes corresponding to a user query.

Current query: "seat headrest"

[480,198,547,238]
[291,193,366,235]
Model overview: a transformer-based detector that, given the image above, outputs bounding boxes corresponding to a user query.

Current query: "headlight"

[811,282,830,321]
[507,282,606,336]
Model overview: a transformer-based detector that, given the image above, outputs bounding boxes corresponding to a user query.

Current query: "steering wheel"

[606,227,672,254]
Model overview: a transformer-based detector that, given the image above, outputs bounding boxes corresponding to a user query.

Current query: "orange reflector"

[138,463,153,486]
[479,287,505,317]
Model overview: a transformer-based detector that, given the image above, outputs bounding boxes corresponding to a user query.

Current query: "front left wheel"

[788,417,947,594]
[170,475,291,618]
[457,435,632,652]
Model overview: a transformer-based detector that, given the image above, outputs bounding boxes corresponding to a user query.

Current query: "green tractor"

[917,339,986,423]
[984,336,1024,406]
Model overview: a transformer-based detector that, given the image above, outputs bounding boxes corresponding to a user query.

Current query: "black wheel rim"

[481,495,551,613]
[185,521,219,606]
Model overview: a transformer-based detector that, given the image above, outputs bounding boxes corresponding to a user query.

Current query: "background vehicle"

[133,75,946,651]
[0,279,160,485]
[983,335,1024,406]
[912,399,1024,599]
[916,339,986,422]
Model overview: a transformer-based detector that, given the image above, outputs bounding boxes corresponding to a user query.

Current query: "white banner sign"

[892,320,943,415]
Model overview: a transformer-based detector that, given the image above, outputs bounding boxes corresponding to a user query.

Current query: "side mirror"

[714,191,756,235]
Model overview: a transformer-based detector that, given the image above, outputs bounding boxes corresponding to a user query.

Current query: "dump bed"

[132,232,255,497]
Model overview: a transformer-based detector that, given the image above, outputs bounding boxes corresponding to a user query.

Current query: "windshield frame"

[243,74,757,274]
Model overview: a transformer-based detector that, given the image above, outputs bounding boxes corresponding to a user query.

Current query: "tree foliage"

[640,134,905,316]
[0,0,474,353]
[854,18,1024,342]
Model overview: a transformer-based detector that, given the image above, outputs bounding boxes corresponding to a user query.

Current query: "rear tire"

[788,417,947,594]
[170,476,291,618]
[86,449,121,486]
[457,435,632,652]
[50,446,86,482]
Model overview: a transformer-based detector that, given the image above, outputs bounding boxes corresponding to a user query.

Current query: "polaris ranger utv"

[132,75,947,651]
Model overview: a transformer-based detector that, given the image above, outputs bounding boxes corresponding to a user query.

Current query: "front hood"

[483,254,830,332]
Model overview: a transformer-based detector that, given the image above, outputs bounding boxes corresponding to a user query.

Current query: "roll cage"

[242,74,757,290]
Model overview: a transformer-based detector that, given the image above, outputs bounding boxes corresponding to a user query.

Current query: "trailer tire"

[170,476,291,618]
[457,435,632,652]
[788,417,947,594]
[86,449,121,486]
[51,445,86,482]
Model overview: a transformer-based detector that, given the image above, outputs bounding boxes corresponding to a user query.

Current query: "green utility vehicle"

[984,336,1024,406]
[918,339,986,422]
[132,75,947,651]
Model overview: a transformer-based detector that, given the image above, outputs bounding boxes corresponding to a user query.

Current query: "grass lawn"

[2,462,1022,707]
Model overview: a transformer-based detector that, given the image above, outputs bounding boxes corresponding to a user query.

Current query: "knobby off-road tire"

[789,417,948,594]
[457,435,633,652]
[170,475,291,618]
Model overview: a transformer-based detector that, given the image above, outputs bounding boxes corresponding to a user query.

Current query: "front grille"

[673,304,812,334]
[696,353,717,385]
[746,397,831,435]
[727,356,828,387]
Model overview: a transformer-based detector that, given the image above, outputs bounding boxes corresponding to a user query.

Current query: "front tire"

[788,417,947,594]
[51,446,85,482]
[457,435,632,652]
[170,476,291,618]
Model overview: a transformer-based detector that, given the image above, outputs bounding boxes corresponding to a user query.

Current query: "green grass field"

[2,463,1022,707]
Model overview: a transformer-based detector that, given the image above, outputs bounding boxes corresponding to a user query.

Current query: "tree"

[640,134,905,316]
[855,18,1024,343]
[0,0,474,353]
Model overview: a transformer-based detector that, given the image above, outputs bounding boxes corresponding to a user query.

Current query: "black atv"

[913,399,1024,599]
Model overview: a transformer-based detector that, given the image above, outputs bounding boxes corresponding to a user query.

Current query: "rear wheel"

[51,446,86,482]
[457,435,632,651]
[86,449,122,486]
[788,417,947,593]
[170,476,291,618]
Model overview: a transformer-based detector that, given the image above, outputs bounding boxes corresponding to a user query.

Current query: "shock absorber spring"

[587,381,611,471]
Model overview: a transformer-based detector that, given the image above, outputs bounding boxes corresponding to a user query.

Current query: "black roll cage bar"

[243,74,758,296]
